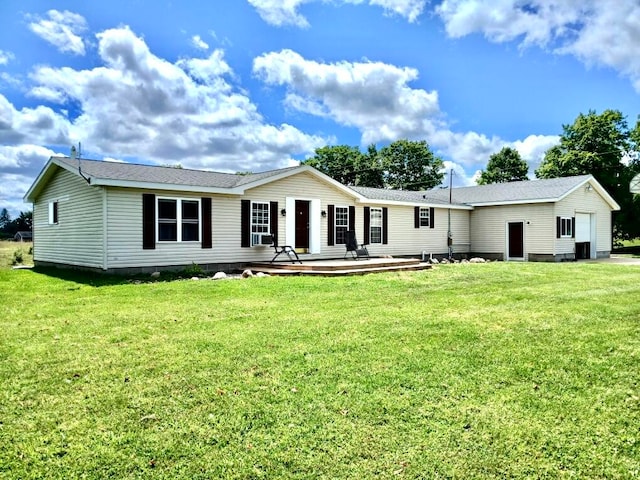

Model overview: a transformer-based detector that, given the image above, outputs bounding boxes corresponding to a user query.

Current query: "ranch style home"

[24,156,620,273]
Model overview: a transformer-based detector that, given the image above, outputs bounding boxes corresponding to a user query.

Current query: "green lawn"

[1,261,639,478]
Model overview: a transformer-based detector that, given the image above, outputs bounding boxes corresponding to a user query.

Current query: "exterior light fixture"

[280,208,286,216]
[321,210,327,218]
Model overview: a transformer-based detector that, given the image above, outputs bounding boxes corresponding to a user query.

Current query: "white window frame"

[335,206,349,245]
[48,201,59,225]
[560,217,573,238]
[156,197,200,243]
[370,207,383,244]
[419,207,430,227]
[251,201,270,246]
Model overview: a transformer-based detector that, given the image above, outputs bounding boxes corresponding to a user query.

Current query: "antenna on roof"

[73,142,91,184]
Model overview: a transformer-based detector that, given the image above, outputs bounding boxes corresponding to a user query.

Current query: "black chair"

[344,230,369,260]
[267,233,302,264]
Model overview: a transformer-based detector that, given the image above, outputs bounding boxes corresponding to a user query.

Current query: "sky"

[1,0,639,216]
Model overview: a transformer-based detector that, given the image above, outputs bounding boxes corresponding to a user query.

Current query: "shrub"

[11,249,24,265]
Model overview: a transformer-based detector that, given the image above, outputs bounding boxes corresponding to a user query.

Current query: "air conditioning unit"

[252,233,273,246]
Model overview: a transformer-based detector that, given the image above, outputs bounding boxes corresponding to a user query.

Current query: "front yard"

[1,261,639,478]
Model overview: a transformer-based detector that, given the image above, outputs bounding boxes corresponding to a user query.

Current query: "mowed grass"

[1,261,639,479]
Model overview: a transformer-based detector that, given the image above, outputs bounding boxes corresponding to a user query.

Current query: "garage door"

[575,213,591,243]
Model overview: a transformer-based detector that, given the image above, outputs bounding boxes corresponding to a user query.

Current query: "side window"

[251,202,270,246]
[335,206,348,244]
[48,201,59,225]
[419,207,430,227]
[157,198,200,242]
[370,207,382,244]
[560,217,573,238]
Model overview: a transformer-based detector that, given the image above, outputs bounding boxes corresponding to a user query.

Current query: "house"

[13,231,33,242]
[24,156,620,273]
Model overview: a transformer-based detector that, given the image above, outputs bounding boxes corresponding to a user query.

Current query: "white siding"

[359,204,470,258]
[470,203,554,259]
[105,172,361,268]
[555,183,613,255]
[32,168,105,268]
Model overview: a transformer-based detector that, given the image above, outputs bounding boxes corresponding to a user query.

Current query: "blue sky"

[1,0,639,216]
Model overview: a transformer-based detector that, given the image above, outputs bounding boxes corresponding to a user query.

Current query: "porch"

[250,257,432,276]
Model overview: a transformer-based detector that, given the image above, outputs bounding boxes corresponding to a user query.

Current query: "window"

[419,207,430,227]
[335,206,348,244]
[157,198,200,242]
[48,201,58,224]
[251,202,270,246]
[370,207,383,244]
[560,217,573,238]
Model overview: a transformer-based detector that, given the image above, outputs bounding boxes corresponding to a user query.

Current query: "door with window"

[295,200,310,251]
[507,221,524,259]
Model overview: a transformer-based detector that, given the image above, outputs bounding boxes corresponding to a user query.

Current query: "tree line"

[302,110,640,241]
[0,209,33,239]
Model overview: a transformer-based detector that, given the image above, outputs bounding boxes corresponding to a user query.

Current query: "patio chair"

[267,233,302,264]
[344,230,370,260]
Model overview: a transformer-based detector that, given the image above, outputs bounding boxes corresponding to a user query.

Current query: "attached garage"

[575,213,595,259]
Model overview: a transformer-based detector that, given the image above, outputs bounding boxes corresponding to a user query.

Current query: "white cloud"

[0,93,71,146]
[0,50,14,65]
[0,144,60,216]
[191,35,209,51]
[253,48,560,182]
[511,134,559,171]
[22,26,324,172]
[247,0,426,27]
[254,49,441,145]
[28,9,88,56]
[435,0,640,92]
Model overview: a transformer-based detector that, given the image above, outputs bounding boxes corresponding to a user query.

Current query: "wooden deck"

[250,257,432,276]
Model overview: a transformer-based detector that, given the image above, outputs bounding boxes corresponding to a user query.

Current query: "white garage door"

[575,213,591,242]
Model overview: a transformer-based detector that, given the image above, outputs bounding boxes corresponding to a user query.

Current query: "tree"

[302,145,363,186]
[378,139,444,190]
[0,208,11,233]
[535,109,640,240]
[477,147,528,185]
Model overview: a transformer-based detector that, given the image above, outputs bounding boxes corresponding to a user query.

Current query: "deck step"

[250,258,432,276]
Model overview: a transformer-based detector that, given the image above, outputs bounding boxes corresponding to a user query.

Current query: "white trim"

[102,187,108,270]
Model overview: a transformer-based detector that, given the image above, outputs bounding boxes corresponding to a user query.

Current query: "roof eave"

[90,178,239,194]
[359,198,473,210]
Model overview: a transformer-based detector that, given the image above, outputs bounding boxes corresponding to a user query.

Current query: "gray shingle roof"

[350,186,453,206]
[54,157,300,189]
[354,175,594,206]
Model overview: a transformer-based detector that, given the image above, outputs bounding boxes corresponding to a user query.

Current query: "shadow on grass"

[30,266,196,287]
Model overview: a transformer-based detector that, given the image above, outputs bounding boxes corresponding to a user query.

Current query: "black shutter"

[201,197,212,249]
[241,200,251,248]
[430,207,435,229]
[571,217,575,238]
[382,207,388,244]
[328,204,335,246]
[142,194,155,250]
[414,206,420,229]
[349,206,355,231]
[556,216,561,239]
[363,207,370,245]
[270,201,279,242]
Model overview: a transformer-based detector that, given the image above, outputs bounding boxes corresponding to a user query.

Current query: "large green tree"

[302,145,364,186]
[379,139,444,190]
[535,109,640,240]
[477,147,529,185]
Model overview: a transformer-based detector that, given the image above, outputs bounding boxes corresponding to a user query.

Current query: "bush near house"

[1,263,639,478]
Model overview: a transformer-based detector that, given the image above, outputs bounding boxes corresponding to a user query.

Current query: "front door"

[295,200,310,251]
[508,222,524,259]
